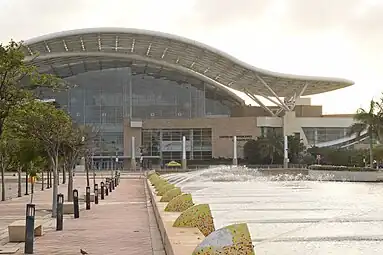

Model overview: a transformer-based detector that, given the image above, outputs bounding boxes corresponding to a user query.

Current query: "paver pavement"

[27,178,161,255]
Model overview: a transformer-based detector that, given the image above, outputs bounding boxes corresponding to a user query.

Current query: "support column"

[131,136,136,171]
[128,67,133,119]
[283,135,289,169]
[159,129,163,164]
[182,136,187,170]
[189,129,194,160]
[314,128,318,146]
[233,136,238,166]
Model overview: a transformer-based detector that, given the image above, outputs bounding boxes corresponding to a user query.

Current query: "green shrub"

[308,165,377,172]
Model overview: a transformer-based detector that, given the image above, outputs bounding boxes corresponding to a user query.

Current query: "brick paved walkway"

[29,178,158,255]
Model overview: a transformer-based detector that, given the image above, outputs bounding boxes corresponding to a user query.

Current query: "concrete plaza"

[0,174,164,255]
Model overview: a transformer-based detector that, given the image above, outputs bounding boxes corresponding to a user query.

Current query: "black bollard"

[56,194,64,231]
[24,204,35,254]
[85,186,91,210]
[109,180,112,193]
[73,189,79,219]
[111,178,115,190]
[105,182,109,196]
[100,182,105,200]
[94,184,99,205]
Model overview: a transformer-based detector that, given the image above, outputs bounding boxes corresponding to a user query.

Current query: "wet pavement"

[164,167,383,255]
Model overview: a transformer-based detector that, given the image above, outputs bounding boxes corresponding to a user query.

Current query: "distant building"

[23,28,358,169]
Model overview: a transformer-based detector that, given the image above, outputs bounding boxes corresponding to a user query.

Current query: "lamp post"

[115,148,119,173]
[92,151,96,191]
[111,141,116,178]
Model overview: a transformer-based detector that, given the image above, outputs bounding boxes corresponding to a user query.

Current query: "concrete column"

[189,129,194,160]
[283,135,289,168]
[182,136,187,170]
[282,111,296,137]
[159,129,163,163]
[314,128,318,145]
[233,136,238,166]
[131,136,136,171]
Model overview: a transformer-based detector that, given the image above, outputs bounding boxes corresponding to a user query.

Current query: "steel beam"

[244,89,276,117]
[255,74,289,110]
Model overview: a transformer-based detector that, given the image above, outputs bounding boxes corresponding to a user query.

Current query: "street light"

[111,141,116,178]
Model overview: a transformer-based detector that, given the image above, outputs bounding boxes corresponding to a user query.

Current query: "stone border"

[146,172,256,255]
[160,187,181,202]
[165,194,194,212]
[193,223,255,254]
[173,204,215,237]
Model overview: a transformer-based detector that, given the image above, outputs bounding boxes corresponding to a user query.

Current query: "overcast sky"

[0,0,382,113]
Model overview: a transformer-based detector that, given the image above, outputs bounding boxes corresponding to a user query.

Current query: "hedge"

[308,165,377,172]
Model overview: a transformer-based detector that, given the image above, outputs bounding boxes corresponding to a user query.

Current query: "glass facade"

[142,128,212,162]
[41,67,230,157]
[261,127,283,137]
[303,127,349,146]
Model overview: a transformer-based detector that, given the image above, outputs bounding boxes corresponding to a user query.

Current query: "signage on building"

[161,141,191,152]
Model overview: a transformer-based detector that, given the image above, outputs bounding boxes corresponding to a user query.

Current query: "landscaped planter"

[308,165,383,182]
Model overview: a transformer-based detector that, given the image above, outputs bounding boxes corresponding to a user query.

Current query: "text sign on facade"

[161,141,192,152]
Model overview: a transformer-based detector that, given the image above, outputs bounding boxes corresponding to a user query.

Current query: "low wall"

[308,170,383,182]
[146,171,255,255]
[146,180,204,255]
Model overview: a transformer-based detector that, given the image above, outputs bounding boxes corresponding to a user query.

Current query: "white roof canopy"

[22,27,354,103]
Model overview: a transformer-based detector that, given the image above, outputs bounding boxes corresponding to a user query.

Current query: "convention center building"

[22,28,357,168]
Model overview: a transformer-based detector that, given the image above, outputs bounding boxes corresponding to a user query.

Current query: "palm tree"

[349,100,383,167]
[258,130,283,164]
[287,135,305,163]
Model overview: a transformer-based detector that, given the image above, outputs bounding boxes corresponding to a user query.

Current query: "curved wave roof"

[22,27,354,101]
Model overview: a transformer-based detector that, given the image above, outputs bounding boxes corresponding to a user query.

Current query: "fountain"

[156,165,383,254]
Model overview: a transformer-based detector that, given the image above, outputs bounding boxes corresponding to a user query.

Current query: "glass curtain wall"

[303,127,350,146]
[142,128,212,162]
[43,67,229,158]
[132,73,229,119]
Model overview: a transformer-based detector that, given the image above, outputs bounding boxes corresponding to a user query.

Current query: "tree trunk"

[62,164,66,184]
[25,172,29,195]
[41,170,44,191]
[50,169,53,188]
[17,167,22,197]
[93,165,96,191]
[67,165,74,202]
[30,182,34,203]
[1,165,5,201]
[51,154,59,218]
[369,128,374,168]
[85,158,90,187]
[46,169,50,189]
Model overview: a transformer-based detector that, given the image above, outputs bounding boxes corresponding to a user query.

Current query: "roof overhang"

[25,51,244,105]
[22,27,354,101]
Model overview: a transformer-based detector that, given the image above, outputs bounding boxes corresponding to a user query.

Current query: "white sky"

[0,0,382,114]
